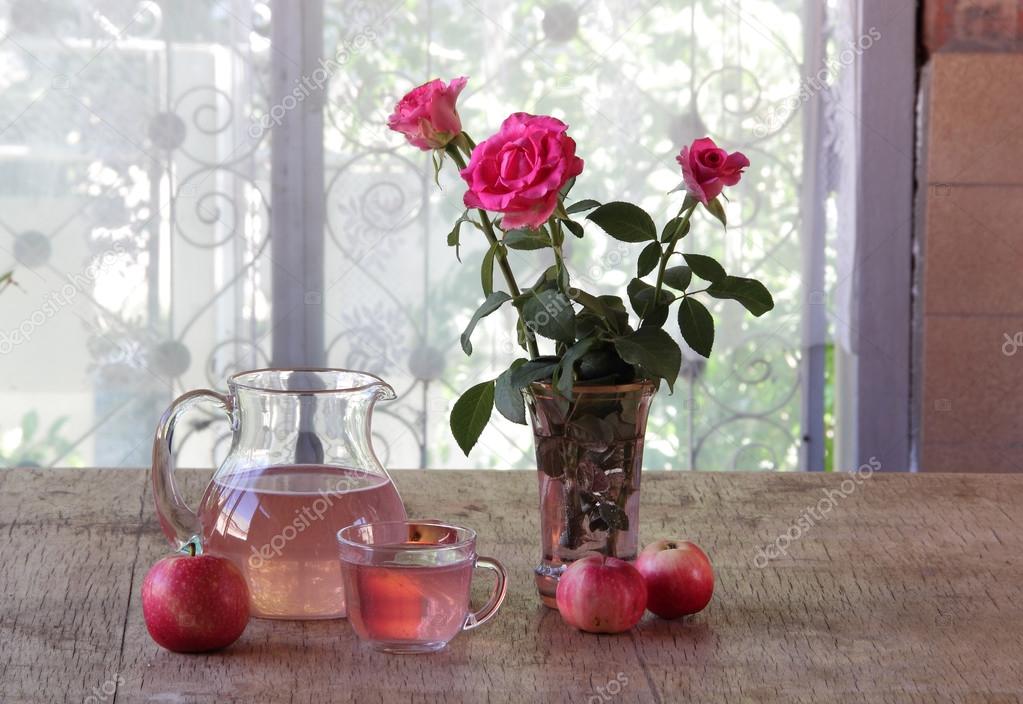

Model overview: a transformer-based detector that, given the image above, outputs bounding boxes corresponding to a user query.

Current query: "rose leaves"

[447,194,775,456]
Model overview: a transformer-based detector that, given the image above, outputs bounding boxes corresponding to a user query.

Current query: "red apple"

[635,540,714,619]
[142,550,250,653]
[555,554,647,634]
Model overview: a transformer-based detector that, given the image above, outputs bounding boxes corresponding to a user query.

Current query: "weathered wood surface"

[2,469,1022,703]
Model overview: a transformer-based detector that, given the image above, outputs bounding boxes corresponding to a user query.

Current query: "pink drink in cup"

[338,521,507,653]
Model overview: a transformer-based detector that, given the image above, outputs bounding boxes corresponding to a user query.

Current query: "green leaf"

[450,380,495,456]
[565,199,601,215]
[510,359,559,388]
[637,241,662,277]
[586,201,657,243]
[577,344,632,383]
[481,243,498,296]
[705,198,727,227]
[535,436,566,478]
[641,304,670,329]
[627,278,672,318]
[495,359,528,424]
[570,288,609,318]
[46,416,69,442]
[598,502,629,531]
[559,176,577,199]
[598,295,631,334]
[575,311,604,339]
[447,212,474,262]
[683,253,726,283]
[515,319,530,352]
[706,276,775,316]
[21,411,38,442]
[677,297,715,357]
[626,278,654,312]
[555,337,598,398]
[572,290,630,335]
[562,219,585,238]
[566,416,616,444]
[460,291,511,355]
[663,265,693,291]
[504,228,550,250]
[599,295,629,313]
[530,265,559,291]
[521,289,575,343]
[431,150,445,187]
[660,216,691,243]
[613,327,682,392]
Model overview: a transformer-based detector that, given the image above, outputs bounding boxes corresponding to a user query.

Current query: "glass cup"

[337,521,508,653]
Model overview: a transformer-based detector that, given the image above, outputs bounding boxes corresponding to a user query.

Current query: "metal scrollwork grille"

[1,0,817,472]
[321,0,805,470]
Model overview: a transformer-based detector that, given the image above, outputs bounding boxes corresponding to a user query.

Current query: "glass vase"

[526,380,656,608]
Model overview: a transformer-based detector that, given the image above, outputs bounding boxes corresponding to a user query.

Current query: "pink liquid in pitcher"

[198,464,406,619]
[342,559,473,649]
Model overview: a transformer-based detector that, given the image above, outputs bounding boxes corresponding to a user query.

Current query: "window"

[2,1,908,471]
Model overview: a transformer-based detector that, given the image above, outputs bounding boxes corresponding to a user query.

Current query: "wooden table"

[2,468,1022,703]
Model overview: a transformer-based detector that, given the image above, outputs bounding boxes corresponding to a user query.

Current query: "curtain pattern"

[321,0,806,469]
[0,0,808,470]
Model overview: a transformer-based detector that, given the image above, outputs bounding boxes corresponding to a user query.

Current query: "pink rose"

[387,76,468,150]
[460,113,584,230]
[676,137,749,204]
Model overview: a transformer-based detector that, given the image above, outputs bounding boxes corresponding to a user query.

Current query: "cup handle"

[151,389,233,550]
[463,555,508,631]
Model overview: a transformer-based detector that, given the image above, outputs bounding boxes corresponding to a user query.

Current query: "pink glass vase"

[526,380,656,608]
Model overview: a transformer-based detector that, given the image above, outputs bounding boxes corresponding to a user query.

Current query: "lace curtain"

[0,0,830,471]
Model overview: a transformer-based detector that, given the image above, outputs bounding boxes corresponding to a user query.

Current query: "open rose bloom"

[387,76,467,150]
[676,137,749,204]
[459,113,584,230]
[386,76,773,462]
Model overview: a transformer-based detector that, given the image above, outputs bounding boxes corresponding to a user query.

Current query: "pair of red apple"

[555,540,714,634]
[142,546,250,653]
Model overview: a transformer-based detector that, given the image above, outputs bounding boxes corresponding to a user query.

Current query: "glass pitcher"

[152,368,407,620]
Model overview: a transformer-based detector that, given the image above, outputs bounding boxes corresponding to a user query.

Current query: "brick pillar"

[924,0,1023,53]
[918,52,1023,471]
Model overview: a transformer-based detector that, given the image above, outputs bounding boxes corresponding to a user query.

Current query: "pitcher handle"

[463,555,508,631]
[151,389,233,549]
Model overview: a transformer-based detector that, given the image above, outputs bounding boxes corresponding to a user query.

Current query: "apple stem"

[179,536,203,557]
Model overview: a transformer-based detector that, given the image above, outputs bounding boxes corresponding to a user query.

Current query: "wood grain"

[2,469,1022,703]
[0,468,147,703]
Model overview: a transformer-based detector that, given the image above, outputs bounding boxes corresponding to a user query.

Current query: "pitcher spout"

[370,379,397,402]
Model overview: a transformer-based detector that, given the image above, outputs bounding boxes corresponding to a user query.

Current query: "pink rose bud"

[460,112,584,230]
[387,76,468,150]
[676,137,750,205]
